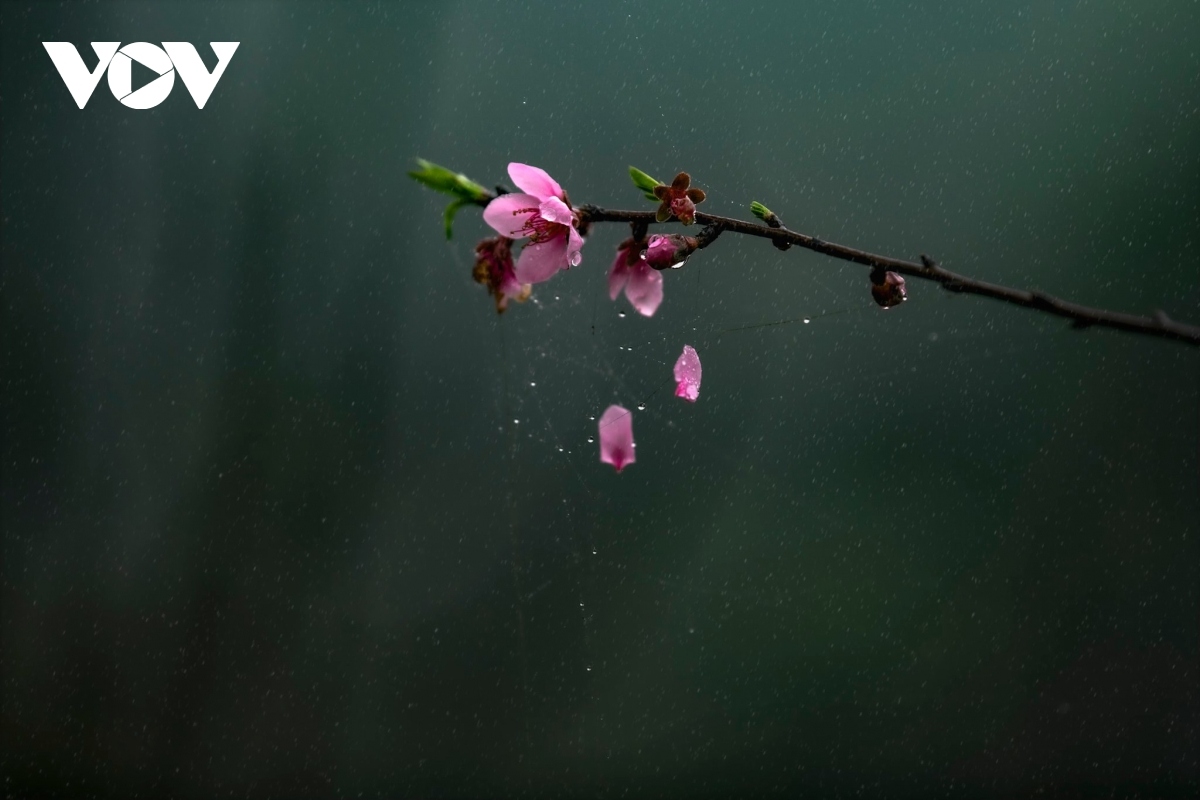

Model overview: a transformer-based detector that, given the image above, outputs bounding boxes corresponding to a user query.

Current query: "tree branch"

[576,205,1200,347]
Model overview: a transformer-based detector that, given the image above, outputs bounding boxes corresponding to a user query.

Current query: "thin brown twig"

[574,205,1200,347]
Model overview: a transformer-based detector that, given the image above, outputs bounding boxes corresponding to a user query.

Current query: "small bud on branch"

[870,267,907,309]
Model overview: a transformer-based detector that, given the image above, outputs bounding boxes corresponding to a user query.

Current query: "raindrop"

[617,311,626,319]
[637,403,646,411]
[513,419,520,425]
[529,381,537,387]
[803,318,811,324]
[587,437,594,443]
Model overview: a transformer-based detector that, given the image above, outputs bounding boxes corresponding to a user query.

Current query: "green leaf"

[442,199,470,240]
[629,166,663,202]
[409,159,491,203]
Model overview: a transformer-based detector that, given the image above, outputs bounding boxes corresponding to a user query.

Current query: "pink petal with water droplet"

[598,404,635,472]
[565,222,584,267]
[514,235,569,284]
[673,345,701,402]
[538,196,573,226]
[641,234,678,269]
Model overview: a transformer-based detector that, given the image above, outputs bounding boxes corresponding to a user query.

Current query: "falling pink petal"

[598,404,635,472]
[673,345,702,402]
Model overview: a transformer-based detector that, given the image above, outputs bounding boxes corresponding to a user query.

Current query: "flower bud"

[870,269,907,309]
[749,201,782,228]
[670,195,697,225]
[641,234,699,271]
[651,172,707,225]
[473,236,530,313]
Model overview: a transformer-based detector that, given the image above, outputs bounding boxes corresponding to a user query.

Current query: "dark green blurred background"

[3,1,1197,797]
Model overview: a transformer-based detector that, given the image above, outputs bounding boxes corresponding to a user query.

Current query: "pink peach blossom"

[608,238,663,317]
[482,163,583,285]
[673,345,702,402]
[598,404,635,472]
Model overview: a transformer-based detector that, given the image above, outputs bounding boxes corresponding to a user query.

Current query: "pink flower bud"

[870,270,907,308]
[670,195,697,225]
[641,234,698,271]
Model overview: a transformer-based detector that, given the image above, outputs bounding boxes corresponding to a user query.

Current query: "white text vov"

[43,42,239,109]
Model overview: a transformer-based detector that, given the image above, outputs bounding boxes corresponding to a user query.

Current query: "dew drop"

[803,317,811,324]
[617,311,626,319]
[637,403,646,411]
[587,437,594,443]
